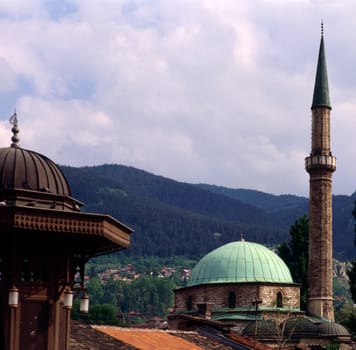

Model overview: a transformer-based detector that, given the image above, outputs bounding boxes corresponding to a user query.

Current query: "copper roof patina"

[187,240,294,287]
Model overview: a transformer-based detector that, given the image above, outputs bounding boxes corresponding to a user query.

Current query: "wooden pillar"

[8,306,19,350]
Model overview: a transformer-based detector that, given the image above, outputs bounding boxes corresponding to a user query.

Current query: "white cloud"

[0,0,355,196]
[0,58,17,92]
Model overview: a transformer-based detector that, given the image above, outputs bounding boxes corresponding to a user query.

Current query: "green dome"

[187,241,293,287]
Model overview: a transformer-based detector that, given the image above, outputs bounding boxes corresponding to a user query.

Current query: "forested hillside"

[60,164,356,260]
[197,184,309,227]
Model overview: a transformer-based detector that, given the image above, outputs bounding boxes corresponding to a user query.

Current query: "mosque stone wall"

[174,283,300,313]
[259,285,300,309]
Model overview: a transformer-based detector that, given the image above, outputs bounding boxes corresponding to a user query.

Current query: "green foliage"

[333,275,353,323]
[60,164,356,260]
[324,344,340,350]
[102,278,122,305]
[123,276,175,315]
[341,312,356,336]
[79,273,176,325]
[347,201,356,303]
[71,301,119,325]
[335,300,354,327]
[354,200,356,245]
[87,277,104,302]
[347,259,356,303]
[344,200,356,333]
[86,304,119,325]
[60,164,294,258]
[70,301,86,322]
[277,215,309,310]
[198,184,308,216]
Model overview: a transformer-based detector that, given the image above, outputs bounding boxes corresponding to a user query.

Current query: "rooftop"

[70,321,239,350]
[187,240,294,287]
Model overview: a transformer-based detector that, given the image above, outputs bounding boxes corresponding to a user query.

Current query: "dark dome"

[318,322,350,337]
[284,317,319,336]
[0,146,71,196]
[242,320,277,337]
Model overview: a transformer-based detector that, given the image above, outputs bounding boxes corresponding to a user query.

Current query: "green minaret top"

[311,23,331,109]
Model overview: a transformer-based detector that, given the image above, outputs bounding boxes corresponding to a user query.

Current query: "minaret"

[305,23,336,321]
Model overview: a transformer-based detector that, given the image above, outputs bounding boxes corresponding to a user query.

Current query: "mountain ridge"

[60,164,356,260]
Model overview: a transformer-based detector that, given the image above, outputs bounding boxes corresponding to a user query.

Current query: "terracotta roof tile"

[70,321,137,349]
[94,326,205,350]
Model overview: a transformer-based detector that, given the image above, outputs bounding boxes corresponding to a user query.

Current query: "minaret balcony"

[305,154,336,172]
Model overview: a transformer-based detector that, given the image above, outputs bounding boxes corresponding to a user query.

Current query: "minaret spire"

[305,24,336,321]
[311,21,331,109]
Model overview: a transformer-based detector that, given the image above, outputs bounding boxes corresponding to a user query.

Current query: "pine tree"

[343,200,356,334]
[347,201,356,303]
[278,215,309,310]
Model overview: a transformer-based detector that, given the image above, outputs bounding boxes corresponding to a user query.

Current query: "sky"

[0,0,355,197]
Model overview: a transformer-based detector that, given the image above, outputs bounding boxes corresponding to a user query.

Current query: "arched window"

[228,292,236,308]
[276,292,283,308]
[187,296,193,311]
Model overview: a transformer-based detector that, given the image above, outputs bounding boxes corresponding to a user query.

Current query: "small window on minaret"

[228,292,236,308]
[276,292,283,308]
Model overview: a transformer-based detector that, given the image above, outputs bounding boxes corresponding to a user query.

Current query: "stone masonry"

[173,283,300,312]
[305,31,336,321]
[306,108,335,321]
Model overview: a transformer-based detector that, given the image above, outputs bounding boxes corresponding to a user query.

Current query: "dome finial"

[321,20,324,37]
[9,110,20,147]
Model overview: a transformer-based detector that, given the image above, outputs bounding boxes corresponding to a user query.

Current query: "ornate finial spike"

[9,110,20,147]
[9,109,17,126]
[240,233,245,242]
[321,20,324,36]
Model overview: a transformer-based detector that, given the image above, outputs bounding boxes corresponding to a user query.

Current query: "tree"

[277,215,309,310]
[274,317,296,350]
[102,278,121,305]
[344,200,356,335]
[87,277,104,304]
[347,201,356,303]
[123,276,175,316]
[86,304,119,325]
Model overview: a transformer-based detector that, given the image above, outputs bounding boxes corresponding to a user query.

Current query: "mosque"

[0,23,353,350]
[168,26,352,348]
[169,239,302,328]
